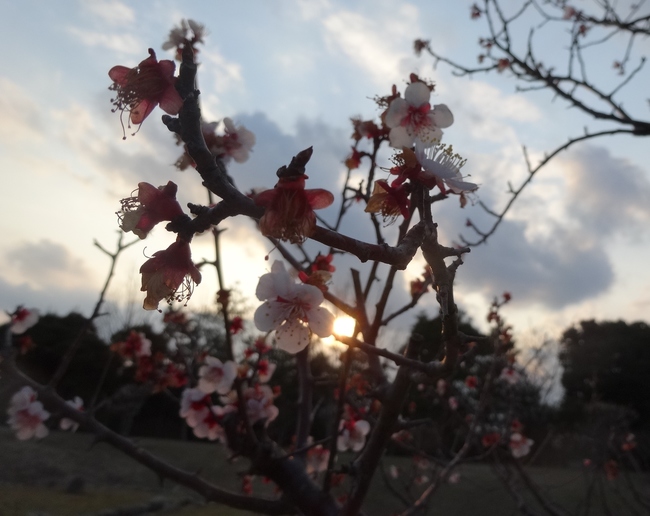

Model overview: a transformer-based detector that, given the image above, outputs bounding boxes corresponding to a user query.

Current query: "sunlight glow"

[333,316,357,338]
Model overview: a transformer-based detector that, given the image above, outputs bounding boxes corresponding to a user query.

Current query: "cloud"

[322,3,422,86]
[80,0,135,26]
[66,27,143,55]
[562,145,650,239]
[0,77,44,142]
[4,240,92,291]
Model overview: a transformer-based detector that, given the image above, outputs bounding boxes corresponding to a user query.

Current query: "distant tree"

[560,320,650,429]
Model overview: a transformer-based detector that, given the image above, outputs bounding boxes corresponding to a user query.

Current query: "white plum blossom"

[415,140,478,194]
[198,356,237,394]
[7,386,49,440]
[257,359,276,384]
[10,307,39,335]
[221,117,256,163]
[60,396,83,432]
[337,419,371,452]
[509,433,534,458]
[254,260,334,354]
[385,82,453,148]
[179,388,209,427]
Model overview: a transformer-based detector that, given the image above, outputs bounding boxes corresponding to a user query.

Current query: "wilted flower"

[118,182,184,239]
[198,356,237,395]
[7,386,49,440]
[365,179,410,223]
[254,172,334,243]
[139,240,201,311]
[254,260,334,354]
[108,49,183,132]
[385,81,453,148]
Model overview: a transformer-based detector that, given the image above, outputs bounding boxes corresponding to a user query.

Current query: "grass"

[1,427,648,515]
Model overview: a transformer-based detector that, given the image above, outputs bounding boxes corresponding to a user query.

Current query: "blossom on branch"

[7,386,49,440]
[111,331,152,361]
[108,49,183,133]
[118,182,184,239]
[254,260,334,354]
[385,81,453,148]
[198,356,237,395]
[509,433,534,458]
[365,179,410,223]
[254,149,334,243]
[9,307,39,335]
[337,418,371,452]
[139,240,201,311]
[415,141,478,194]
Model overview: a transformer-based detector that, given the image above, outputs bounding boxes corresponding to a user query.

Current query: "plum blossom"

[192,405,234,441]
[306,444,330,474]
[364,179,410,223]
[385,81,453,148]
[415,140,478,194]
[243,385,279,424]
[60,396,83,432]
[254,260,334,354]
[337,419,371,452]
[7,386,49,440]
[218,118,256,163]
[9,307,39,334]
[509,432,534,458]
[253,147,334,243]
[257,359,276,383]
[111,331,152,361]
[108,49,183,132]
[139,240,201,311]
[198,356,237,395]
[499,367,521,385]
[118,182,184,239]
[179,388,210,427]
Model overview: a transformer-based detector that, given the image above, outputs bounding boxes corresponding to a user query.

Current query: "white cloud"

[66,27,143,55]
[0,77,44,142]
[80,0,135,26]
[322,4,421,86]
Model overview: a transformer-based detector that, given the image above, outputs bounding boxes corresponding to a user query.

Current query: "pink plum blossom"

[385,82,453,148]
[254,260,334,353]
[337,419,371,452]
[7,386,49,440]
[60,396,83,432]
[10,307,39,335]
[192,405,235,441]
[244,385,279,425]
[179,388,209,427]
[198,356,237,394]
[218,117,256,163]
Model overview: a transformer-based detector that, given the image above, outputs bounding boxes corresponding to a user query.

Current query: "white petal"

[355,419,371,436]
[445,177,478,193]
[385,98,408,128]
[421,157,458,180]
[292,283,324,306]
[404,82,431,107]
[254,301,290,332]
[256,261,293,300]
[416,124,443,146]
[389,126,414,149]
[306,306,334,337]
[275,319,311,354]
[431,104,454,128]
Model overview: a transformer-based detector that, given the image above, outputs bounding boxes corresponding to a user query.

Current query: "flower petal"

[275,319,311,353]
[389,126,414,149]
[254,300,290,332]
[404,81,431,107]
[431,104,454,128]
[306,306,334,337]
[385,98,408,128]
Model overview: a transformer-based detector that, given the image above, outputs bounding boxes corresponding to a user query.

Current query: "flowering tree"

[2,16,648,516]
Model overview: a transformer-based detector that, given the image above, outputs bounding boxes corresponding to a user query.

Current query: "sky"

[1,0,649,353]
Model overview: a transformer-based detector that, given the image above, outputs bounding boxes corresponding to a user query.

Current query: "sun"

[332,316,357,338]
